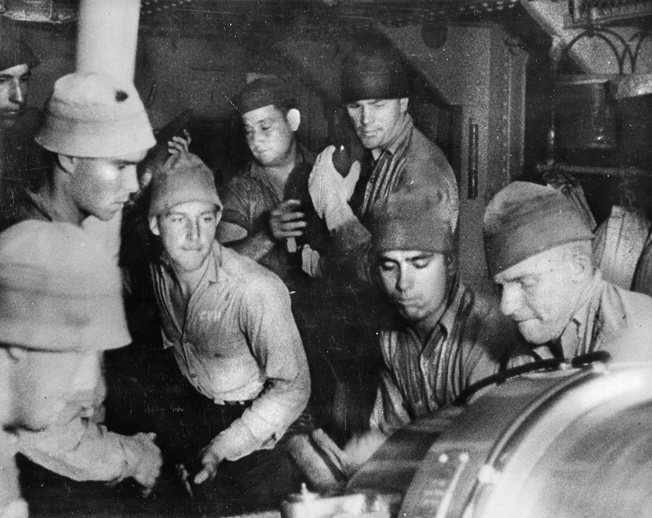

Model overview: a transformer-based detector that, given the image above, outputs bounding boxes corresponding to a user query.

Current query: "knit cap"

[148,151,221,218]
[0,31,38,72]
[371,189,454,254]
[341,43,411,104]
[235,76,298,115]
[483,182,594,277]
[0,220,130,352]
[35,72,155,158]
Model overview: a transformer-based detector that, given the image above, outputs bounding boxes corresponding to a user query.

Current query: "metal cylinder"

[349,364,652,518]
[555,74,619,150]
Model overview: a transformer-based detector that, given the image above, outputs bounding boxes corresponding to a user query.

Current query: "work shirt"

[370,281,528,436]
[329,114,459,283]
[2,190,145,484]
[221,144,326,284]
[150,242,310,461]
[17,418,149,484]
[532,270,652,362]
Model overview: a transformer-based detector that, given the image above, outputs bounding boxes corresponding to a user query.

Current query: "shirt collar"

[379,113,414,157]
[437,278,465,337]
[395,277,463,340]
[559,270,603,352]
[158,240,222,286]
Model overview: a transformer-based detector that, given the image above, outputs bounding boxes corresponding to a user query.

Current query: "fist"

[127,432,163,496]
[193,444,224,485]
[269,199,307,241]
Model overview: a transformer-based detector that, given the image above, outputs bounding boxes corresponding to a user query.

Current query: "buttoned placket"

[400,323,448,413]
[162,256,215,385]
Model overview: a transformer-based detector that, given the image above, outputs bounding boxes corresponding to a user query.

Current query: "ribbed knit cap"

[371,189,454,254]
[483,182,594,277]
[235,76,298,115]
[0,32,38,72]
[341,44,411,104]
[35,72,155,157]
[148,151,221,218]
[0,220,130,352]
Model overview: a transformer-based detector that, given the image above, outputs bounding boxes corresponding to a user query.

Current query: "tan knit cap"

[0,220,130,352]
[35,72,155,158]
[483,182,594,277]
[371,189,454,254]
[148,151,222,218]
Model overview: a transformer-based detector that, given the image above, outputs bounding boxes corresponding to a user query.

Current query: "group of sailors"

[2,27,652,518]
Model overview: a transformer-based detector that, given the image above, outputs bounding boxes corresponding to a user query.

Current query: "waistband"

[221,399,253,407]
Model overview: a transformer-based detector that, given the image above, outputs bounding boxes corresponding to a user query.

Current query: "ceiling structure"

[1,0,520,32]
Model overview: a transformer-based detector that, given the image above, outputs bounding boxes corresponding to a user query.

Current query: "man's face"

[0,63,30,129]
[378,250,449,326]
[9,349,102,432]
[67,150,146,221]
[151,200,219,275]
[345,98,408,151]
[242,105,297,168]
[493,247,580,344]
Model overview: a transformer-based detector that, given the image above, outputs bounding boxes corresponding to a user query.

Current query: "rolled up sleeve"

[209,278,310,461]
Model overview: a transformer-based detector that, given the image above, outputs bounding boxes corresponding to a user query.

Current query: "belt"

[221,399,253,407]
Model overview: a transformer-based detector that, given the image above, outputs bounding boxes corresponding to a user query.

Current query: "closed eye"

[379,261,398,272]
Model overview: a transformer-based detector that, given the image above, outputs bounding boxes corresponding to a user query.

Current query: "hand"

[343,430,388,473]
[168,130,191,155]
[269,199,307,241]
[193,444,224,485]
[309,145,360,230]
[124,432,163,496]
[301,244,322,277]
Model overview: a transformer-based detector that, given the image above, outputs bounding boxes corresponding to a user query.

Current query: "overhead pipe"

[75,0,143,262]
[76,0,141,81]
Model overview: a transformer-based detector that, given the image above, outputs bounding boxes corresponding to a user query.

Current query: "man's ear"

[57,154,78,174]
[286,109,301,132]
[570,250,592,282]
[399,98,409,114]
[149,215,161,236]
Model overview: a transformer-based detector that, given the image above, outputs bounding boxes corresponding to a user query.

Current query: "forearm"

[227,229,277,263]
[18,419,139,483]
[208,370,310,461]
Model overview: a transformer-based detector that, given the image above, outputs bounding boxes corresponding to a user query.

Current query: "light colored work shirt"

[150,242,310,461]
[534,270,652,362]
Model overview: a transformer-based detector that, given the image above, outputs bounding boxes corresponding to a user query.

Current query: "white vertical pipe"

[75,0,142,261]
[76,0,141,81]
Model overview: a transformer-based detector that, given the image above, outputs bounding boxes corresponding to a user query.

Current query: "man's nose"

[185,219,200,241]
[500,284,522,317]
[9,79,25,106]
[250,129,265,148]
[122,166,139,195]
[70,353,102,395]
[396,266,413,292]
[360,105,373,126]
